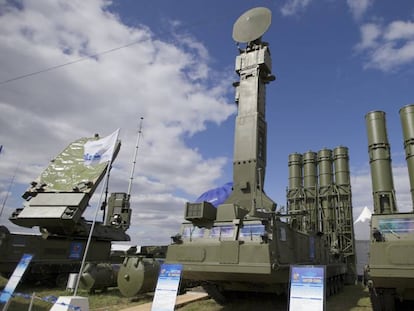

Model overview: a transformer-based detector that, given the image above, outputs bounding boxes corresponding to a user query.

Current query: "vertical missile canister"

[303,151,318,232]
[288,153,303,193]
[333,146,353,225]
[399,104,414,210]
[333,146,356,281]
[318,148,334,189]
[303,151,318,191]
[365,111,397,214]
[318,148,335,239]
[333,146,351,194]
[287,153,304,230]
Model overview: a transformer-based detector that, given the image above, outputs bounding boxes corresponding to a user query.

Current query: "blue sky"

[1,0,414,245]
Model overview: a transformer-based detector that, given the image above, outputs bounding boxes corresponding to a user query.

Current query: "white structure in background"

[354,206,372,224]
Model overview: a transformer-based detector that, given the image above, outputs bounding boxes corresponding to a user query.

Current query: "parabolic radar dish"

[232,7,272,43]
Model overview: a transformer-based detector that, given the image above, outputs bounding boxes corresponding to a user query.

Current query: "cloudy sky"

[1,0,414,246]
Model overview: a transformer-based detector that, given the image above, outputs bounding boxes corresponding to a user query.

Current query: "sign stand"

[0,253,33,311]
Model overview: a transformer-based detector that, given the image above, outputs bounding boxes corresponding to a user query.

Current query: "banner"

[83,129,119,166]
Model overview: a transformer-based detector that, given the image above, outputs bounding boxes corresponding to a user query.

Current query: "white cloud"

[0,0,236,245]
[384,20,414,41]
[355,23,382,50]
[347,0,373,21]
[280,0,313,17]
[355,20,414,72]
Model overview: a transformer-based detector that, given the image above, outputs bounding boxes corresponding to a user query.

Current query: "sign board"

[151,264,182,311]
[289,265,325,311]
[0,253,33,305]
[68,242,84,259]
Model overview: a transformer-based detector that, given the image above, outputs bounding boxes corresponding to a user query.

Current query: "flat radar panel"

[232,7,272,43]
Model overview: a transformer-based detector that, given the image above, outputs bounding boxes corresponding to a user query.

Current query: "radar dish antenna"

[232,7,272,43]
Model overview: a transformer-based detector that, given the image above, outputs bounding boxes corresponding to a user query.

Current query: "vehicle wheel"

[202,284,232,305]
[369,287,396,311]
[56,273,69,288]
[334,277,340,294]
[369,286,382,311]
[381,289,395,311]
[325,279,331,298]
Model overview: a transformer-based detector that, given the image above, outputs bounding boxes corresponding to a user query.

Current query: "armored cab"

[164,7,354,304]
[365,106,414,310]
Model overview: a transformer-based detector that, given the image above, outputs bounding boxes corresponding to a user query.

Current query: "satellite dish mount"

[232,7,272,47]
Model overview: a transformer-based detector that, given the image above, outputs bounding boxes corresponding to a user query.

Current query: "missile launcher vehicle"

[365,106,414,310]
[163,7,357,304]
[0,134,132,287]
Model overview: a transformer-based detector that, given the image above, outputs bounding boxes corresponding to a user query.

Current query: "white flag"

[83,129,120,166]
[354,206,372,224]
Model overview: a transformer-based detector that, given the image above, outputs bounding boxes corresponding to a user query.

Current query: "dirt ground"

[177,283,373,311]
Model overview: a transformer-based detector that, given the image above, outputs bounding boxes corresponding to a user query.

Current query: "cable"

[0,40,145,85]
[0,11,232,86]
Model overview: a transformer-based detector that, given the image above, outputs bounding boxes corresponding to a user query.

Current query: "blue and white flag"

[83,129,120,166]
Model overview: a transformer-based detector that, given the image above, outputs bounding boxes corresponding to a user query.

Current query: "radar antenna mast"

[127,117,144,199]
[224,7,276,215]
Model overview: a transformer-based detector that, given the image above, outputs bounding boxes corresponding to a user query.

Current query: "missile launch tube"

[318,149,334,235]
[288,153,303,191]
[333,145,356,278]
[303,152,317,191]
[287,153,303,228]
[399,104,414,210]
[365,111,397,214]
[303,151,318,231]
[318,149,333,189]
[333,146,351,195]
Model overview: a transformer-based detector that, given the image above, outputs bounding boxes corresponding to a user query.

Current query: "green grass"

[0,276,151,311]
[1,276,373,311]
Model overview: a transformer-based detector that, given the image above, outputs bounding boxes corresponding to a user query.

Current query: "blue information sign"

[0,253,33,305]
[68,242,84,259]
[151,264,182,311]
[289,265,325,311]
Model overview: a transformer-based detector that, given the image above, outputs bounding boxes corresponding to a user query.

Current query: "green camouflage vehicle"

[163,7,357,304]
[365,106,414,310]
[1,135,132,287]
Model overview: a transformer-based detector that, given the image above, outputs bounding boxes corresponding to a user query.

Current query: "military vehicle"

[116,249,163,297]
[365,106,414,310]
[0,225,115,287]
[161,7,356,304]
[0,134,132,287]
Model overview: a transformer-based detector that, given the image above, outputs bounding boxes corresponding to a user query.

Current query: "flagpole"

[73,161,110,296]
[73,131,120,296]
